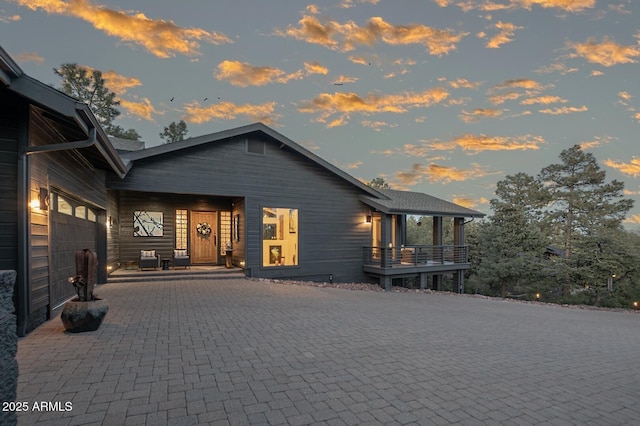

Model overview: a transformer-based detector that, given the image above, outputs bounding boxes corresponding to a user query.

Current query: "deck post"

[419,273,428,290]
[454,271,464,294]
[381,275,392,291]
[433,274,442,291]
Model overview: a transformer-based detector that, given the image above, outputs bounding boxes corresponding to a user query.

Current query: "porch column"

[453,271,464,294]
[380,214,393,268]
[433,216,443,264]
[432,216,443,245]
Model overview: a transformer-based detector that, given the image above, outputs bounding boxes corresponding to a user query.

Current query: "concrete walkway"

[16,278,640,425]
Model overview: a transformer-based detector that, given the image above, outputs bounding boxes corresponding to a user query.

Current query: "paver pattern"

[16,278,640,425]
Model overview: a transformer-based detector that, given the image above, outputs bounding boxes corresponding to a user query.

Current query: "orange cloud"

[448,78,482,90]
[298,87,449,126]
[450,0,595,13]
[0,13,20,22]
[102,70,142,95]
[534,62,579,75]
[520,95,567,105]
[567,37,640,67]
[15,0,232,58]
[304,61,329,75]
[215,60,304,87]
[488,91,523,105]
[604,157,640,177]
[333,75,359,84]
[485,21,522,49]
[275,15,467,55]
[624,214,640,224]
[182,100,280,125]
[459,108,503,122]
[490,78,546,92]
[452,196,478,209]
[361,120,398,131]
[393,162,497,185]
[15,51,44,64]
[120,97,159,121]
[409,134,545,154]
[538,105,588,114]
[579,135,615,149]
[340,0,380,7]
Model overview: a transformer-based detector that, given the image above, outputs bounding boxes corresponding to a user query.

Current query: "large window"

[175,209,188,250]
[263,207,298,267]
[219,211,231,255]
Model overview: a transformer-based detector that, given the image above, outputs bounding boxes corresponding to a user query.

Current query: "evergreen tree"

[367,177,390,189]
[539,145,632,258]
[470,173,549,297]
[539,145,633,297]
[160,120,188,144]
[54,63,140,140]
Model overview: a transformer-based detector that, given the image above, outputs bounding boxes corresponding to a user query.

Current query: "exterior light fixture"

[365,215,372,223]
[107,216,113,228]
[31,187,49,210]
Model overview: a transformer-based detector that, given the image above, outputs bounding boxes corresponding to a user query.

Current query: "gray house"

[106,123,484,288]
[1,46,484,335]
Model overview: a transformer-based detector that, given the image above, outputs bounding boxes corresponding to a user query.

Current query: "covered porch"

[360,189,484,292]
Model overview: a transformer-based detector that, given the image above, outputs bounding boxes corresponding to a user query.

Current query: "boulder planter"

[61,298,109,333]
[61,249,108,333]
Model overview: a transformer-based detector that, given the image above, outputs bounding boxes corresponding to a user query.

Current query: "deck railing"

[363,245,469,268]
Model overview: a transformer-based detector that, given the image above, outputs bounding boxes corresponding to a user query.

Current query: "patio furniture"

[172,249,190,269]
[139,250,159,270]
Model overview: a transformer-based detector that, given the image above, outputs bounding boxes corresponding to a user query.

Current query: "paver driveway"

[16,278,640,425]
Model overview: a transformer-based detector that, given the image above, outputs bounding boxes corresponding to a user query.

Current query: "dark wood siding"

[106,190,120,271]
[27,110,109,328]
[115,192,233,265]
[108,135,373,282]
[0,90,19,271]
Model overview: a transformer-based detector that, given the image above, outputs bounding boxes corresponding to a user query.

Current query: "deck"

[363,245,470,289]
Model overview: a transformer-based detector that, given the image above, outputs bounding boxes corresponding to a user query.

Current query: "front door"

[191,211,218,264]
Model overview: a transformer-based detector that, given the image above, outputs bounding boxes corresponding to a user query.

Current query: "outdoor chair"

[139,249,160,270]
[172,249,190,269]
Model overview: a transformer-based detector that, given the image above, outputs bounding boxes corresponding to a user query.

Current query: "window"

[87,209,96,222]
[57,196,73,216]
[75,205,86,219]
[219,211,231,254]
[263,207,298,267]
[175,209,188,250]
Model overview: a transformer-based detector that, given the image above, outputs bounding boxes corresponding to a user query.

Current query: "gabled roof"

[361,188,485,218]
[0,45,127,178]
[120,122,386,198]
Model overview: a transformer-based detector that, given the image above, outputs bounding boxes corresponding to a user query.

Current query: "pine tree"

[54,63,140,140]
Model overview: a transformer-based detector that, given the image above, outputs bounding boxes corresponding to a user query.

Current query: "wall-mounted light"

[107,216,113,228]
[365,215,372,224]
[31,187,49,210]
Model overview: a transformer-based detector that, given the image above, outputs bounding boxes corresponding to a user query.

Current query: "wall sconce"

[107,216,113,228]
[365,214,372,223]
[31,187,49,210]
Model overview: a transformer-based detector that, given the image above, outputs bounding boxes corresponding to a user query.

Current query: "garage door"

[50,193,98,309]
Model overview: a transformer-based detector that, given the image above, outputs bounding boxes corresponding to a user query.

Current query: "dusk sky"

[1,0,639,225]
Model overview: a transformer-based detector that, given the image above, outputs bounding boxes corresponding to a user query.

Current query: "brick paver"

[15,278,640,425]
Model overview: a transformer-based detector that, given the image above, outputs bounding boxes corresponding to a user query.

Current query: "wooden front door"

[191,211,218,264]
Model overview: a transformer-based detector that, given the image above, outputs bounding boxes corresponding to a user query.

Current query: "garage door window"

[56,195,73,215]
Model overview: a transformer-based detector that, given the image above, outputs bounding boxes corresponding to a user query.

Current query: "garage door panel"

[50,195,97,309]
